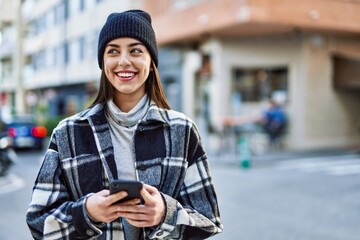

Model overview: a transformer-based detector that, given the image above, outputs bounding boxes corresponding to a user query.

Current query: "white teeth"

[117,72,134,78]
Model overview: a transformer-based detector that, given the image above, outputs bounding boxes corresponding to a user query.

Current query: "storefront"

[179,34,360,152]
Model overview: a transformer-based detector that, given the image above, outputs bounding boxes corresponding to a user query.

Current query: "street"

[210,152,360,240]
[0,149,360,239]
[0,149,41,240]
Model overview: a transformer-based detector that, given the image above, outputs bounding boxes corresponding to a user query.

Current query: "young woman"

[26,10,223,239]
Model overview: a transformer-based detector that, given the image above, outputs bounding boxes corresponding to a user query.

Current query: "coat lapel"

[86,105,118,182]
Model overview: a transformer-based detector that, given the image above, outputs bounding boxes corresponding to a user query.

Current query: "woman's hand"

[116,184,166,228]
[85,189,141,223]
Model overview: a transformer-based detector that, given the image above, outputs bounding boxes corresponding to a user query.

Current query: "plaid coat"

[26,103,223,239]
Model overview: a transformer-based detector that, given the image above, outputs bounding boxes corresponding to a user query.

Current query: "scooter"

[0,132,17,176]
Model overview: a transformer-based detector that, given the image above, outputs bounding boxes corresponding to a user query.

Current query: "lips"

[115,71,136,81]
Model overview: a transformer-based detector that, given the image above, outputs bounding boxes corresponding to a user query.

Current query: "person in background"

[26,9,223,240]
[260,99,287,148]
[223,98,287,149]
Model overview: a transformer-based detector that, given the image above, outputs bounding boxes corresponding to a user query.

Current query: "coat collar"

[73,102,170,125]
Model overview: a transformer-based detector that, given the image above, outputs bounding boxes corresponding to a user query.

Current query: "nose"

[118,53,130,66]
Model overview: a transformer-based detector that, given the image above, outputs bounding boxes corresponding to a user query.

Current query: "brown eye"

[131,48,143,54]
[107,49,119,54]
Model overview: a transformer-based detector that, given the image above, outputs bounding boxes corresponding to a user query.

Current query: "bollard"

[238,134,251,169]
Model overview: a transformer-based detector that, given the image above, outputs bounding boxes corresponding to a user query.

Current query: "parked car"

[3,115,47,150]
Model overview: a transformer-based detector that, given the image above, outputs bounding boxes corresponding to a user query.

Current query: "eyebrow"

[106,42,145,48]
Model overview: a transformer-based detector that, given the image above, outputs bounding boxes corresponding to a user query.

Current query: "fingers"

[140,184,158,204]
[117,184,165,227]
[142,183,158,193]
[91,189,129,206]
[98,198,141,223]
[86,189,137,223]
[117,205,155,227]
[107,191,128,205]
[97,189,110,196]
[88,185,164,226]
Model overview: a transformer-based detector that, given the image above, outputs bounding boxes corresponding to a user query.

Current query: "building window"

[231,67,288,103]
[64,0,70,19]
[332,54,360,91]
[1,59,12,78]
[55,1,66,24]
[64,43,69,64]
[57,43,69,65]
[37,14,48,33]
[46,9,56,28]
[69,41,77,63]
[79,36,86,61]
[45,48,54,67]
[79,0,85,11]
[52,48,58,66]
[33,50,46,70]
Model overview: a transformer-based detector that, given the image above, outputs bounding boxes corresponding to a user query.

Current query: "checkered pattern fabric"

[26,103,223,239]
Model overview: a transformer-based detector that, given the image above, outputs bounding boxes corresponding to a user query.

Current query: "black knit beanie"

[97,9,158,69]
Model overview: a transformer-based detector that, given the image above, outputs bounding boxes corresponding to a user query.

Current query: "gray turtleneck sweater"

[106,94,150,180]
[106,94,150,240]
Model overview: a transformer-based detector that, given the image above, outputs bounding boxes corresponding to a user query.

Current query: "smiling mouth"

[116,72,135,78]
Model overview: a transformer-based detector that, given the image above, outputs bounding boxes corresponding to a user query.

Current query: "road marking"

[274,154,360,176]
[0,174,25,194]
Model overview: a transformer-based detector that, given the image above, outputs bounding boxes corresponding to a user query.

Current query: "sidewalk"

[254,147,359,160]
[209,146,360,168]
[0,174,11,187]
[0,173,24,193]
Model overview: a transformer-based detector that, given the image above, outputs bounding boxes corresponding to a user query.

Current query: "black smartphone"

[109,179,143,204]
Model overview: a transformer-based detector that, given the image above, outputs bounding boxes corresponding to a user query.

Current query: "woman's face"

[103,37,151,102]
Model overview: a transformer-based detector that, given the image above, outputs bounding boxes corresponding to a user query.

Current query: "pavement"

[209,146,360,168]
[0,173,24,192]
[253,147,359,160]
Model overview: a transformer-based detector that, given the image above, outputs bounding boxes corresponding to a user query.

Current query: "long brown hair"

[91,61,171,109]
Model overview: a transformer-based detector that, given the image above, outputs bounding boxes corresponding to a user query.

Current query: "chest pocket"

[136,157,187,197]
[136,158,163,189]
[134,124,166,189]
[134,123,189,195]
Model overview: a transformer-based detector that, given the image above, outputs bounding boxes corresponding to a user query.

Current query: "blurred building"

[145,0,360,151]
[0,0,24,120]
[0,0,144,121]
[0,0,359,151]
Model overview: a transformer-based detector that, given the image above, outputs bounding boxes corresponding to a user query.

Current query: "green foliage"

[43,115,67,137]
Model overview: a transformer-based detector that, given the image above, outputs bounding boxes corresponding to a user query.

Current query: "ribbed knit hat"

[97,10,158,69]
